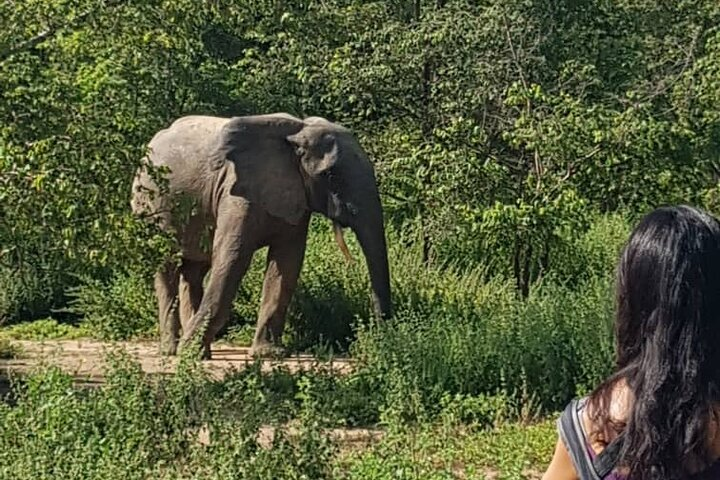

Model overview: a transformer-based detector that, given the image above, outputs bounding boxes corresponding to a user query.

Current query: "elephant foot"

[177,337,213,360]
[249,342,287,359]
[159,340,178,356]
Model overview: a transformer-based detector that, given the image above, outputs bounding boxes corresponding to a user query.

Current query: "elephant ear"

[212,114,309,225]
[286,125,339,177]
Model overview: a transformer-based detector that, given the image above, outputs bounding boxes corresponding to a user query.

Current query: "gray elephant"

[131,113,391,358]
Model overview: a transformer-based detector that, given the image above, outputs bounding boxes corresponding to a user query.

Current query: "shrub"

[211,361,382,429]
[65,272,157,340]
[0,318,87,340]
[0,347,335,479]
[549,211,630,283]
[0,266,59,325]
[352,274,615,418]
[0,337,22,359]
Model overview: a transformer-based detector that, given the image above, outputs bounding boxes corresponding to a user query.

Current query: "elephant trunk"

[352,201,392,320]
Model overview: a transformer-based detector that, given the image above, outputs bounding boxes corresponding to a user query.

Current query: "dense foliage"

[4,2,720,476]
[0,348,558,479]
[1,0,720,446]
[3,0,720,319]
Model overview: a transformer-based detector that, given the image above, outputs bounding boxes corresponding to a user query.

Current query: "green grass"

[341,421,556,480]
[350,274,615,417]
[221,323,256,346]
[0,318,88,341]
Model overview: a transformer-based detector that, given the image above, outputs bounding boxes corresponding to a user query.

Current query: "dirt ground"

[0,339,354,385]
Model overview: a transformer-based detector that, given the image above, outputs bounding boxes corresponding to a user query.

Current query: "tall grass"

[353,276,615,418]
[348,212,626,417]
[0,347,561,478]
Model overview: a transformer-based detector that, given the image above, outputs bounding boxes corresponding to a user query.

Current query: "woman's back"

[543,205,720,479]
[554,391,720,479]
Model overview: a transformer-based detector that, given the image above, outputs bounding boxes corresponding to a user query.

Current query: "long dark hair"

[588,205,720,479]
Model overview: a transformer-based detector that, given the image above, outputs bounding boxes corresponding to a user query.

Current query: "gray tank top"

[558,398,624,480]
[558,398,720,479]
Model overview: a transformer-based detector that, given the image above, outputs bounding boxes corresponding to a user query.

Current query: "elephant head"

[286,117,392,320]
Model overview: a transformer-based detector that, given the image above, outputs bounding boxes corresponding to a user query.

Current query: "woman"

[543,205,720,480]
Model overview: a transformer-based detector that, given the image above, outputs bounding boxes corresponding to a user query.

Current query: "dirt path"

[0,339,354,385]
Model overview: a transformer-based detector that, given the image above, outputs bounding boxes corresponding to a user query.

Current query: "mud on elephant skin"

[131,113,391,359]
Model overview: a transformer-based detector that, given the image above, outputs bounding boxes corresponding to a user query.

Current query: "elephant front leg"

[155,261,181,356]
[251,226,308,358]
[179,205,256,359]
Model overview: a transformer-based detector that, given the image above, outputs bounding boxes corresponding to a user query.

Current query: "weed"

[340,420,556,479]
[0,346,337,479]
[65,272,157,340]
[222,323,255,346]
[0,266,59,324]
[352,274,615,418]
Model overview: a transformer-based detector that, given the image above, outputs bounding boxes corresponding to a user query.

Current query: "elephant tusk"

[333,222,354,263]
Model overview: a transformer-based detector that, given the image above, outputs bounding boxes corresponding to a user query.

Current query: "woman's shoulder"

[581,383,632,455]
[579,385,720,478]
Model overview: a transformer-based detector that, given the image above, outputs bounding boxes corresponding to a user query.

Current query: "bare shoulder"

[582,382,632,454]
[541,438,580,480]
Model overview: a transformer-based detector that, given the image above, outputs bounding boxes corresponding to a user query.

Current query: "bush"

[210,360,382,429]
[0,266,59,325]
[0,350,203,479]
[65,272,157,341]
[0,347,336,480]
[343,420,557,479]
[1,318,87,340]
[549,211,630,283]
[352,274,615,418]
[0,337,22,359]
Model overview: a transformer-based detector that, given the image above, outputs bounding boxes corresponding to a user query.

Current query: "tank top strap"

[558,397,603,480]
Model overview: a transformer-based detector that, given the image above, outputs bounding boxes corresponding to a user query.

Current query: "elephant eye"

[346,202,358,216]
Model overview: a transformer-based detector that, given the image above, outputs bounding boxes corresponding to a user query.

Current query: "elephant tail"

[333,222,354,263]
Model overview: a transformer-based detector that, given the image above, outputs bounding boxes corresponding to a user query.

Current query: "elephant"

[130,113,391,359]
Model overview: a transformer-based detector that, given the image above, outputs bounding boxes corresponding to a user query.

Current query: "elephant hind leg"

[179,259,210,335]
[155,261,181,356]
[251,225,308,358]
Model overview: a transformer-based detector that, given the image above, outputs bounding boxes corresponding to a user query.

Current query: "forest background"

[2,1,720,478]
